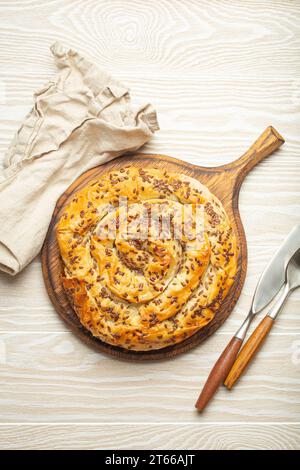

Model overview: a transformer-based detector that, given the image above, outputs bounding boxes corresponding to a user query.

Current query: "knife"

[224,248,300,389]
[195,224,300,412]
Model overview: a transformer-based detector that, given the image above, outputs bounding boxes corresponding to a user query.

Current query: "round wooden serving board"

[42,126,284,361]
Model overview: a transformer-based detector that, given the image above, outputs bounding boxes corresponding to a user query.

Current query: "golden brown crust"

[57,167,237,351]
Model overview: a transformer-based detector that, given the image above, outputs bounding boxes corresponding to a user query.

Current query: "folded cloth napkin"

[0,42,159,275]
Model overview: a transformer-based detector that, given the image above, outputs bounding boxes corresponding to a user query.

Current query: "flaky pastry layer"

[57,167,237,351]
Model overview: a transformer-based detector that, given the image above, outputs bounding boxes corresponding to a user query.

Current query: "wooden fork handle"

[195,336,242,411]
[224,316,274,390]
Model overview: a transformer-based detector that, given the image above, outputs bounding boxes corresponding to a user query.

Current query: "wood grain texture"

[0,0,299,450]
[0,331,299,423]
[225,316,274,390]
[0,424,300,450]
[195,336,243,411]
[41,127,283,360]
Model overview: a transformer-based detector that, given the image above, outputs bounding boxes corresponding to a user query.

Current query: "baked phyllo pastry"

[56,167,237,351]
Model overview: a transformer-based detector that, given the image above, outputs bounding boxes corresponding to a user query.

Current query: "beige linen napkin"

[0,42,159,275]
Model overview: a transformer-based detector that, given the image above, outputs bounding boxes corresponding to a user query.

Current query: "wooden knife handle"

[224,316,274,390]
[195,336,242,411]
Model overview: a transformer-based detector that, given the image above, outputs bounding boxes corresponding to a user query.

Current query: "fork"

[224,248,300,389]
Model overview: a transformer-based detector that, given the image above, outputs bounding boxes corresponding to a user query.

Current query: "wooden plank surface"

[0,0,299,450]
[0,331,299,423]
[0,424,299,450]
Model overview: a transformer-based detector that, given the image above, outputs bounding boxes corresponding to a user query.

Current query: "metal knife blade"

[252,224,300,314]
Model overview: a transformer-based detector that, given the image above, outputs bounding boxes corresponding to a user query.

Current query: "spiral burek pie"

[56,167,237,351]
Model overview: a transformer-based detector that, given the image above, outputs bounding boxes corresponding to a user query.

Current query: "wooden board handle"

[224,316,274,390]
[226,126,285,180]
[195,336,242,411]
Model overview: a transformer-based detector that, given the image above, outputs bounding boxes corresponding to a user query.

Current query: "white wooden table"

[0,0,300,450]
